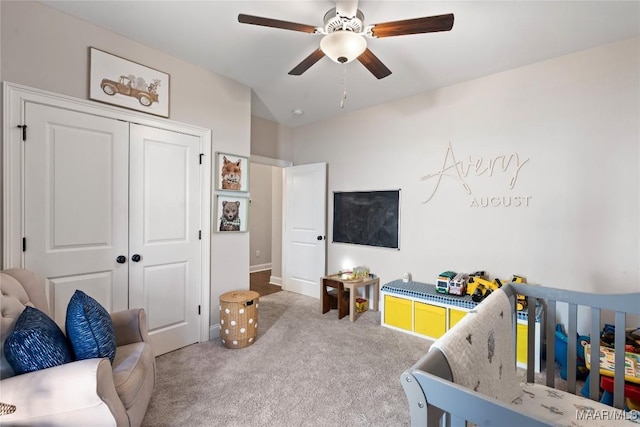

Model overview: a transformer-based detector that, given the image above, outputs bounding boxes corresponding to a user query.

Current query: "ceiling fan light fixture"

[320,31,367,64]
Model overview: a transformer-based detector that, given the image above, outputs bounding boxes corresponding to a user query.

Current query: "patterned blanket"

[431,288,522,404]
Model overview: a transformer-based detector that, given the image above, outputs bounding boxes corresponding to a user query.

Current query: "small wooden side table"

[320,274,380,322]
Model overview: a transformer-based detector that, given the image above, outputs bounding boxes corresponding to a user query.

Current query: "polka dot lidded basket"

[219,290,259,349]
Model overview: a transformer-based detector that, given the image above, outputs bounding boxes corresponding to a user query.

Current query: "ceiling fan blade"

[370,13,454,38]
[336,0,359,18]
[288,49,326,76]
[357,48,392,79]
[238,14,317,33]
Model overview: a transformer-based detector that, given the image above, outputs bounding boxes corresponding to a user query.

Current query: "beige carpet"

[141,290,576,426]
[142,290,431,426]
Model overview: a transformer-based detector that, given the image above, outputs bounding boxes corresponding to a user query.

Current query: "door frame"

[2,81,212,344]
[250,155,293,286]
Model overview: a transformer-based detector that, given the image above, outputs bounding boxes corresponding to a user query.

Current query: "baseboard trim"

[269,275,282,286]
[250,263,272,273]
[283,282,319,299]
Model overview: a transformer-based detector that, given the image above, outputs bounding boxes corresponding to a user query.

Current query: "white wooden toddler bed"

[401,282,640,426]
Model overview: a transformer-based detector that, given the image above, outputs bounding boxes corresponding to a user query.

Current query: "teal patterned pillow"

[66,290,117,364]
[4,306,73,374]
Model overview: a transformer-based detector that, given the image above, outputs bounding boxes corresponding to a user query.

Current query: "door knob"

[317,235,324,241]
[116,255,126,264]
[131,254,142,262]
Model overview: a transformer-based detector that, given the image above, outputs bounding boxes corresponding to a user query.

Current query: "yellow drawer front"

[516,323,528,365]
[415,302,446,338]
[384,295,412,331]
[449,308,467,329]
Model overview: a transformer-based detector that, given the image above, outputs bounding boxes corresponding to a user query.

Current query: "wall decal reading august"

[421,142,531,207]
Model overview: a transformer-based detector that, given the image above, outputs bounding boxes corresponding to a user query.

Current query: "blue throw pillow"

[4,306,73,375]
[66,290,117,364]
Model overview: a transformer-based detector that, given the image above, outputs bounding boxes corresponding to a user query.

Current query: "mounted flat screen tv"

[332,190,400,249]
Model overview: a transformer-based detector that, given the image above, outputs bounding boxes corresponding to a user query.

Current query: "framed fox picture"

[215,152,249,193]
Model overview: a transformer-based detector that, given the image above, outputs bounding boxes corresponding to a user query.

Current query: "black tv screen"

[332,190,400,249]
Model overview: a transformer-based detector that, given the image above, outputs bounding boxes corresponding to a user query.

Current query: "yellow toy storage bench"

[380,279,543,372]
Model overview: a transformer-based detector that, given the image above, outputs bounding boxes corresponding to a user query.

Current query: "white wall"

[292,37,640,295]
[0,1,3,260]
[0,1,251,327]
[249,163,273,269]
[250,115,294,162]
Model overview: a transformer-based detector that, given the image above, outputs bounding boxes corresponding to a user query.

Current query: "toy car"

[436,271,456,294]
[448,272,469,296]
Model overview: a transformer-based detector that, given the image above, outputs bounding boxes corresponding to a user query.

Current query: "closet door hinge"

[22,238,26,252]
[198,305,201,315]
[17,125,27,141]
[199,153,204,165]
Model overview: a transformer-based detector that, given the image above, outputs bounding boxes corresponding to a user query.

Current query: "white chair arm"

[0,358,128,426]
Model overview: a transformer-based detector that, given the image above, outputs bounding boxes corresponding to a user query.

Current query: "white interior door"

[128,124,202,355]
[283,163,327,298]
[24,102,130,326]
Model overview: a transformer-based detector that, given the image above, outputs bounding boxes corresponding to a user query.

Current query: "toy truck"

[466,271,489,296]
[100,76,159,107]
[436,271,469,296]
[448,272,469,296]
[469,276,503,302]
[436,271,457,294]
[510,275,528,310]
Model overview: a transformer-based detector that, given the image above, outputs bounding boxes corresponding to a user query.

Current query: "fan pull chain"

[340,63,347,109]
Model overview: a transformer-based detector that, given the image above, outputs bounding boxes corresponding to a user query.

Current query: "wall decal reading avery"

[421,142,531,207]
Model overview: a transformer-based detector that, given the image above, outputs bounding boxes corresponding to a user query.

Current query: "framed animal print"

[215,152,249,192]
[215,195,249,232]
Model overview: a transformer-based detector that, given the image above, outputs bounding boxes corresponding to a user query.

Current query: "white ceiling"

[42,1,640,128]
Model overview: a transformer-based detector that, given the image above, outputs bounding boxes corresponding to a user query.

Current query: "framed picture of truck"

[89,47,170,118]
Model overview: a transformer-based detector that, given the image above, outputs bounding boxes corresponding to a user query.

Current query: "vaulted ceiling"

[43,1,640,127]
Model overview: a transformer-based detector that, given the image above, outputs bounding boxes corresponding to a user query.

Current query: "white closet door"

[128,124,201,355]
[24,102,130,327]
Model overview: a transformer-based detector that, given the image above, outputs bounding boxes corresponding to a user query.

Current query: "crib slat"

[567,303,578,393]
[527,297,536,383]
[613,311,626,409]
[546,299,556,388]
[450,414,465,427]
[588,308,601,402]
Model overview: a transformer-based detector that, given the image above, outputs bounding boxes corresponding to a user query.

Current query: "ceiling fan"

[238,0,454,79]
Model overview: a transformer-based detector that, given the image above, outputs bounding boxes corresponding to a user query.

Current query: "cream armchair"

[0,269,155,426]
